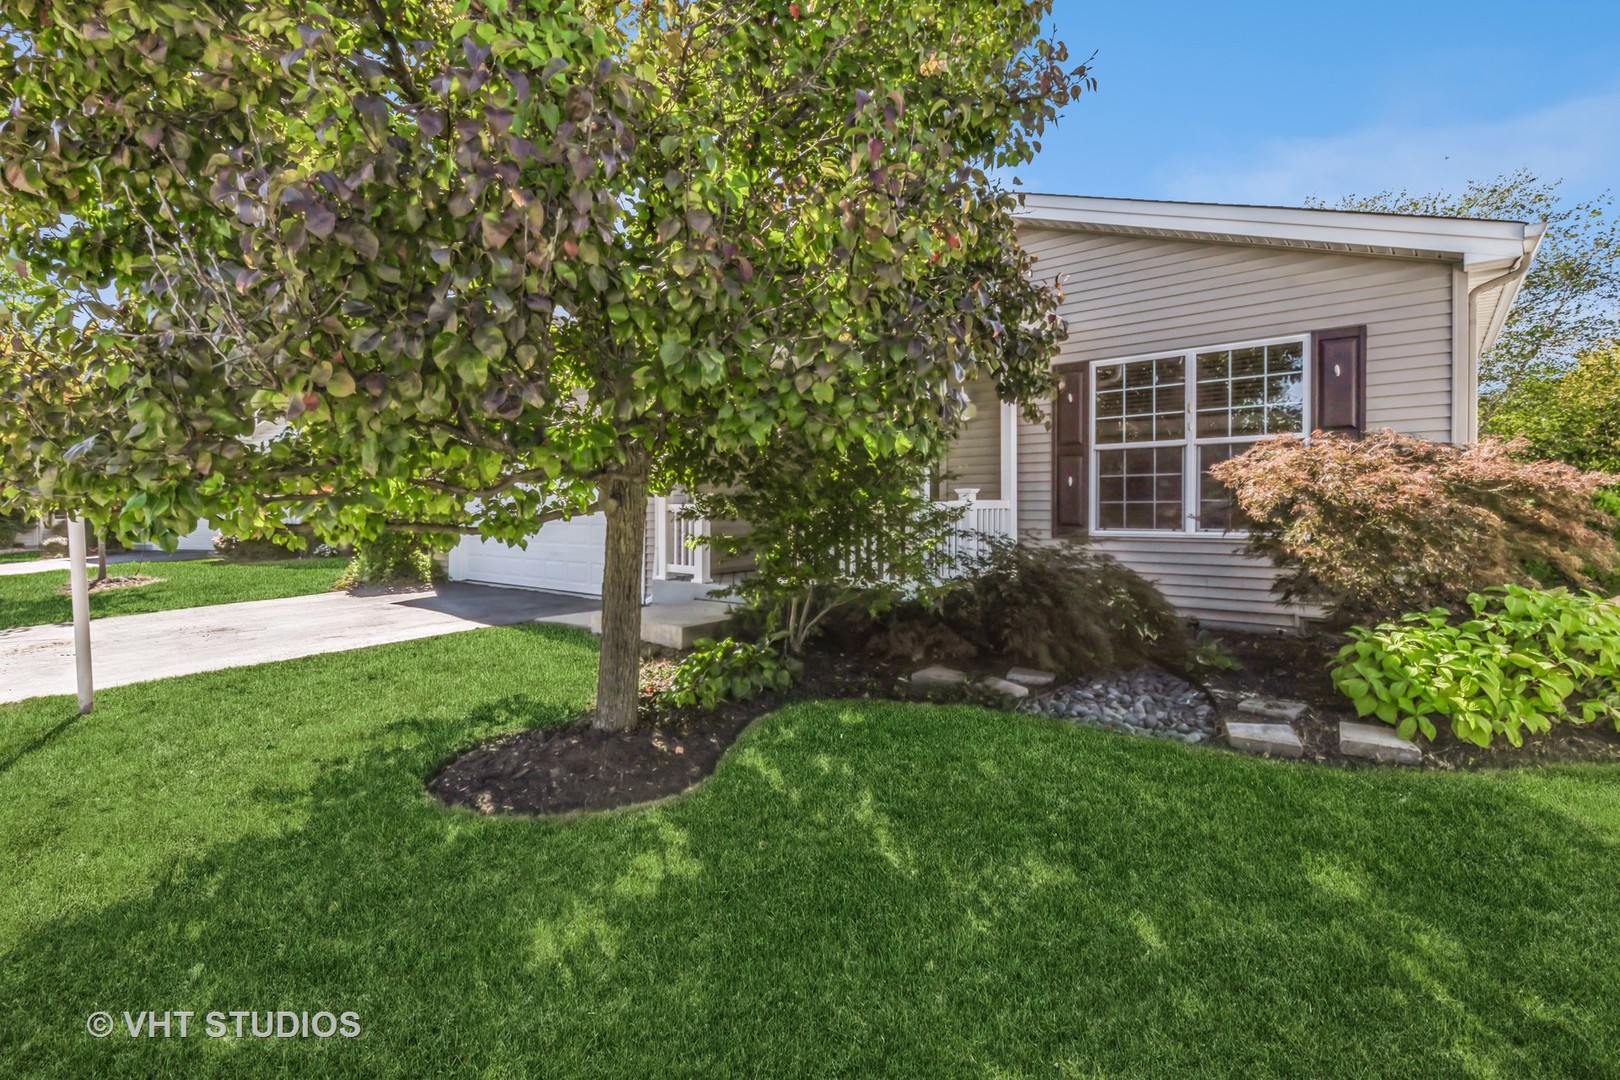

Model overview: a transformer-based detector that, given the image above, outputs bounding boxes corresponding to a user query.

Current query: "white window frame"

[1088,333,1313,537]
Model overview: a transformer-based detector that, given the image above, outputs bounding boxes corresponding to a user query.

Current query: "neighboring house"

[447,194,1543,631]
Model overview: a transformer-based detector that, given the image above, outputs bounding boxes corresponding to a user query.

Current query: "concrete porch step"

[588,599,736,649]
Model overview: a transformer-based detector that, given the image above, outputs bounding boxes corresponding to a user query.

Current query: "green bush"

[660,638,799,711]
[213,533,293,562]
[338,531,438,588]
[0,510,23,548]
[936,537,1189,676]
[1331,585,1620,747]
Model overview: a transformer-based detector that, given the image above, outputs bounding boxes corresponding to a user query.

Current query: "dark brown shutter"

[1053,368,1087,530]
[1313,326,1366,436]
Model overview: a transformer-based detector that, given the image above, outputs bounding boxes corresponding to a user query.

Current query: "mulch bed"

[427,650,904,817]
[429,625,1620,817]
[1205,631,1620,770]
[54,574,162,595]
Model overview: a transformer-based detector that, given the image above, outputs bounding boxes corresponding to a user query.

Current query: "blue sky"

[1019,0,1620,207]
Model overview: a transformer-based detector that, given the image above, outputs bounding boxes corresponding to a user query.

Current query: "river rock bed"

[1024,667,1216,743]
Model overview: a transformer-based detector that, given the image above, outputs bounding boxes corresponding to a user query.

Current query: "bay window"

[1090,336,1308,533]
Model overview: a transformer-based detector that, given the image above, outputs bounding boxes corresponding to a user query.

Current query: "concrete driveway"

[0,583,598,704]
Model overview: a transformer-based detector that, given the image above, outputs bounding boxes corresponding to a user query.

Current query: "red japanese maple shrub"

[1208,431,1620,622]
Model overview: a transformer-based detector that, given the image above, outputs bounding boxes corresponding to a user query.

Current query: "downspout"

[1461,225,1544,442]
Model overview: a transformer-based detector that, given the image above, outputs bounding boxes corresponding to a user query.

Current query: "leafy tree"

[1308,170,1619,420]
[1488,341,1620,473]
[0,1,1086,728]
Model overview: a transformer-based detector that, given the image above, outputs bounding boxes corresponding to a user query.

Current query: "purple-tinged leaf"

[417,109,446,139]
[506,69,531,102]
[354,94,388,127]
[279,45,306,71]
[305,203,336,239]
[484,106,514,135]
[481,213,515,249]
[506,134,539,161]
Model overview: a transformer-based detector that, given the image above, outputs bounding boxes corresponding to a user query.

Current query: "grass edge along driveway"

[2,623,1618,1078]
[0,556,347,630]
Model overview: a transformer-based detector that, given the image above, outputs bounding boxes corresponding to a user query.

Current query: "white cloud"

[1151,86,1620,205]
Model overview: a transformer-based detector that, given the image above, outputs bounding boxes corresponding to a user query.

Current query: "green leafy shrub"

[0,510,23,548]
[1331,585,1620,747]
[213,533,293,562]
[660,638,799,711]
[1487,343,1620,473]
[688,447,962,655]
[936,537,1189,676]
[337,531,438,589]
[1209,431,1620,622]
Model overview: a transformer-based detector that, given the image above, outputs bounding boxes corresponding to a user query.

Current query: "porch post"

[1000,400,1019,539]
[652,495,668,582]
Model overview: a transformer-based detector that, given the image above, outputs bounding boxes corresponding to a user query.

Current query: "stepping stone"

[980,676,1030,699]
[1236,697,1310,722]
[1225,721,1304,759]
[910,665,967,688]
[1339,721,1422,765]
[1005,667,1057,688]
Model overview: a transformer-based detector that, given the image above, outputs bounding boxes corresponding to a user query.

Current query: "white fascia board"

[1016,194,1535,264]
[1477,223,1545,355]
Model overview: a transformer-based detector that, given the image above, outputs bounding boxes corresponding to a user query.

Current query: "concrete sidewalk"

[0,583,598,704]
[0,551,212,577]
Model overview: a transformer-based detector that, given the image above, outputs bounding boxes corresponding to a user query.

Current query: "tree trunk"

[593,454,648,731]
[94,533,108,584]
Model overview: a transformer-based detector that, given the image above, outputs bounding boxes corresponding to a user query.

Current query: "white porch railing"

[656,495,712,583]
[652,493,1015,584]
[937,495,1016,574]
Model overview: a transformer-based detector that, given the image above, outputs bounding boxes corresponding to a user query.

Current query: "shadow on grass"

[3,686,1620,1077]
[0,709,83,775]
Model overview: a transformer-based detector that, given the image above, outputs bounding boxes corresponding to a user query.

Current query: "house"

[447,195,1543,632]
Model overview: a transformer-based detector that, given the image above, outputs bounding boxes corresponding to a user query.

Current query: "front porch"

[650,382,1021,589]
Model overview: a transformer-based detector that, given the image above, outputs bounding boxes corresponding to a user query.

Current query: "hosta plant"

[1331,585,1620,747]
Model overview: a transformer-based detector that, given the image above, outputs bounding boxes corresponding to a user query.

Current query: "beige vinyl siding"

[1014,225,1456,629]
[938,376,1003,499]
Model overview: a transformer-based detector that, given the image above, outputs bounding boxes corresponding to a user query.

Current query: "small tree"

[688,447,962,656]
[1,1,1086,729]
[1209,431,1620,622]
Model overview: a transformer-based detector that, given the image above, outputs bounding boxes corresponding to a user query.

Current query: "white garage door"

[447,514,606,596]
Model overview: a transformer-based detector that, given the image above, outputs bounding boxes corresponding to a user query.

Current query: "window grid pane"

[1197,442,1255,532]
[1194,341,1305,440]
[1097,446,1184,531]
[1093,357,1184,446]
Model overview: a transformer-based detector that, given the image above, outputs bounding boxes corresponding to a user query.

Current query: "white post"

[693,517,712,585]
[66,515,94,715]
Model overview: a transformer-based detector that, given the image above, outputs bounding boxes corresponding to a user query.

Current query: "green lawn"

[0,556,347,629]
[0,549,41,564]
[3,627,1619,1077]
